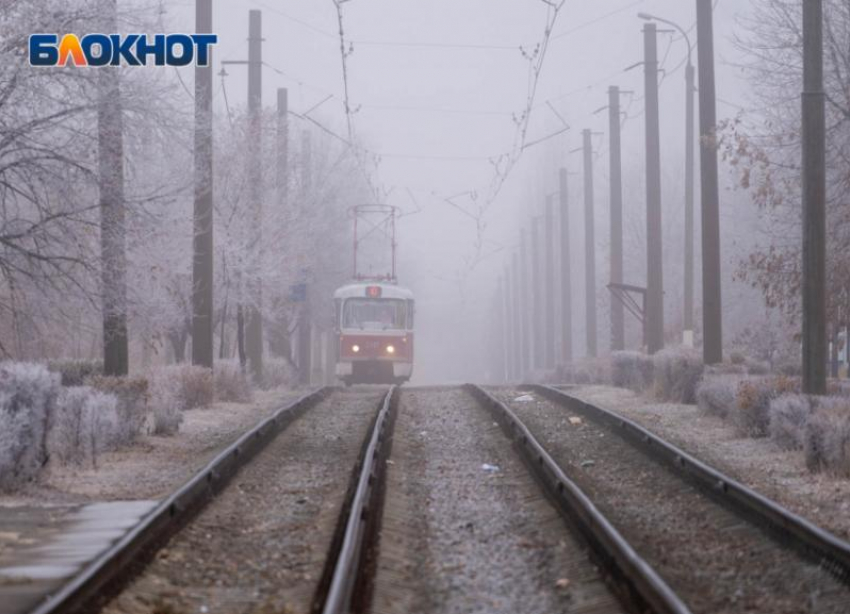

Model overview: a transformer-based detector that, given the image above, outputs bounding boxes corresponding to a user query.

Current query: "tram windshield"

[343,298,408,330]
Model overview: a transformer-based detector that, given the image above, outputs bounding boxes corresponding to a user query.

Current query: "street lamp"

[639,12,697,348]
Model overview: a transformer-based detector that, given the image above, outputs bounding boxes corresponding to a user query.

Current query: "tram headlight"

[386,345,396,355]
[352,344,360,353]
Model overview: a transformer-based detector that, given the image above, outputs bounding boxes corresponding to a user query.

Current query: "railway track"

[493,384,850,614]
[21,384,850,614]
[317,386,684,614]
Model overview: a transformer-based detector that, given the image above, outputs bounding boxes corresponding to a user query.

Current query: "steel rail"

[530,384,850,583]
[465,384,691,614]
[317,386,398,614]
[31,387,333,614]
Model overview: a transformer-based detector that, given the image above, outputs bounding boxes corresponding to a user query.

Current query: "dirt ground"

[568,385,850,542]
[0,388,306,507]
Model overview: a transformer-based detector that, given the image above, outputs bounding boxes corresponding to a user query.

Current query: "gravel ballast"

[500,389,850,614]
[368,387,624,614]
[572,385,850,542]
[102,387,386,614]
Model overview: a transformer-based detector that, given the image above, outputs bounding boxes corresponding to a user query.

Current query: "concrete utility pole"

[277,89,289,208]
[99,0,128,376]
[512,251,522,380]
[520,229,532,377]
[192,0,214,369]
[608,88,625,352]
[640,12,696,348]
[244,10,264,382]
[644,23,665,355]
[498,276,508,382]
[531,216,544,370]
[298,131,313,385]
[559,169,573,364]
[696,0,723,364]
[545,195,556,368]
[802,0,827,394]
[504,264,516,381]
[583,129,598,358]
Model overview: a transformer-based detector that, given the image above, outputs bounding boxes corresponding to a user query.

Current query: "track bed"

[367,387,624,614]
[497,388,850,614]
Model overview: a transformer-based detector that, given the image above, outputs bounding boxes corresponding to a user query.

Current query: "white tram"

[334,282,415,385]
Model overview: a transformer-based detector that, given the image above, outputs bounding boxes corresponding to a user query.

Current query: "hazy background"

[166,0,755,384]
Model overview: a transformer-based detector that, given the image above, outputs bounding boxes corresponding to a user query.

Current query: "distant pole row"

[496,0,729,382]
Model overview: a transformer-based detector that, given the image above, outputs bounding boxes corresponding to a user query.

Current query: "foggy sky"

[166,0,755,383]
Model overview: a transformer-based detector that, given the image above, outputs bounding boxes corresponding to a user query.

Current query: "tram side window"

[407,300,415,329]
[343,299,407,331]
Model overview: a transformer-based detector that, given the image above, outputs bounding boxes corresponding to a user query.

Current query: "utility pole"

[99,0,128,376]
[802,0,826,394]
[242,10,264,382]
[583,129,598,358]
[498,276,508,382]
[684,57,696,347]
[512,251,522,380]
[545,195,556,368]
[696,0,723,364]
[504,264,515,381]
[192,0,214,369]
[520,229,532,377]
[608,87,625,351]
[531,216,544,370]
[298,131,313,385]
[277,89,289,209]
[559,169,573,364]
[639,12,696,348]
[644,23,665,355]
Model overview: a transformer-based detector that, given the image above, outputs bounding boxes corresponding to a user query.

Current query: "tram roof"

[334,282,414,300]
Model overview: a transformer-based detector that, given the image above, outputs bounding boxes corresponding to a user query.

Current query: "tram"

[334,281,415,385]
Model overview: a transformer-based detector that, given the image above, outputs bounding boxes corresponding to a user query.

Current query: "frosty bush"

[805,399,850,476]
[560,358,611,386]
[214,361,253,403]
[611,351,654,393]
[48,386,120,466]
[48,360,104,387]
[146,375,183,436]
[86,375,149,446]
[653,348,704,404]
[734,377,798,438]
[769,395,812,451]
[696,375,741,419]
[0,363,59,489]
[261,358,295,391]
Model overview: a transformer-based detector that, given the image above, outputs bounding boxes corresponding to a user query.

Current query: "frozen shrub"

[146,376,184,436]
[86,375,149,446]
[729,351,747,366]
[696,375,741,419]
[559,359,611,386]
[48,386,120,465]
[148,366,213,411]
[734,376,798,438]
[260,358,295,391]
[745,360,771,376]
[769,395,813,450]
[611,351,654,393]
[214,361,253,403]
[805,399,850,476]
[653,348,704,404]
[0,363,60,490]
[48,360,103,387]
[777,362,803,377]
[704,363,748,377]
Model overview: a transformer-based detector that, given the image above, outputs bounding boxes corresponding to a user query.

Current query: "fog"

[0,0,805,385]
[169,0,751,383]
